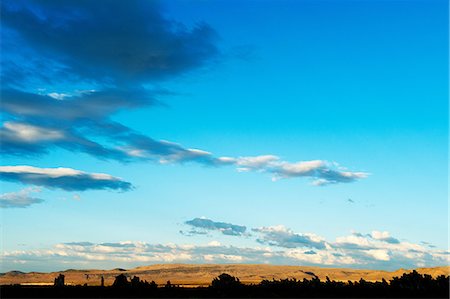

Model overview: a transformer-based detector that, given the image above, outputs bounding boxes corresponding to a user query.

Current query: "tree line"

[1,270,449,298]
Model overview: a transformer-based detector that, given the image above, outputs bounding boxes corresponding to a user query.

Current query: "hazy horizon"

[1,0,448,273]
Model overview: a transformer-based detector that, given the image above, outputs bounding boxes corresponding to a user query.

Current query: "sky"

[0,0,448,272]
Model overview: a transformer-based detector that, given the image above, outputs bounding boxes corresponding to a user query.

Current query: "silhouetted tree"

[131,276,141,287]
[211,273,242,288]
[53,274,65,287]
[112,274,130,287]
[149,280,158,289]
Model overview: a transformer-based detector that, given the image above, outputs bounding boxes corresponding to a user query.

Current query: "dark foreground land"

[1,271,449,298]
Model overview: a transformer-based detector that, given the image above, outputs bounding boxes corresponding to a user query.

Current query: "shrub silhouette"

[112,274,130,287]
[53,274,65,287]
[211,273,242,288]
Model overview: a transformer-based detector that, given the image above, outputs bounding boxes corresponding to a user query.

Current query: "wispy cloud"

[0,166,133,192]
[183,217,247,236]
[0,187,43,208]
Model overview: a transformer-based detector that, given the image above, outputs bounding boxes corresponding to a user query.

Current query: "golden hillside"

[1,264,448,286]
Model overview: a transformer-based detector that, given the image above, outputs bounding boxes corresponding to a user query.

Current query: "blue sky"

[1,0,448,272]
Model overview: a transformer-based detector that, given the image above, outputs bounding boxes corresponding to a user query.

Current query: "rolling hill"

[1,264,448,287]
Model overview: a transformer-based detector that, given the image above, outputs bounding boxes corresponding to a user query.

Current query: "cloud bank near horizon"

[3,228,448,272]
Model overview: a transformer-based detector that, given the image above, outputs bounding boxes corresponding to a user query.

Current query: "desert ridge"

[1,264,449,286]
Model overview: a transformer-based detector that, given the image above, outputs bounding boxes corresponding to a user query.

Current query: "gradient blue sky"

[1,0,448,272]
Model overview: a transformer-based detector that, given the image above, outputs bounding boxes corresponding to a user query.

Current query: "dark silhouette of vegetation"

[112,274,129,287]
[164,280,173,288]
[1,270,448,298]
[111,274,157,289]
[53,274,65,287]
[211,273,244,297]
[211,273,242,288]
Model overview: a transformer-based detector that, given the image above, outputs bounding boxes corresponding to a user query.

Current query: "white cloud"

[234,155,279,171]
[0,187,44,208]
[184,218,247,236]
[2,122,65,142]
[372,231,391,240]
[284,248,356,265]
[0,165,133,191]
[1,121,368,187]
[2,231,449,272]
[118,146,148,158]
[204,254,244,262]
[335,234,372,248]
[157,142,215,164]
[278,160,326,175]
[220,155,369,185]
[253,225,327,249]
[208,241,222,247]
[370,230,400,243]
[47,92,69,100]
[0,166,84,177]
[366,249,390,261]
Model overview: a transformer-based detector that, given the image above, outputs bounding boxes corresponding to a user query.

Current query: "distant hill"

[0,270,25,276]
[1,264,448,286]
